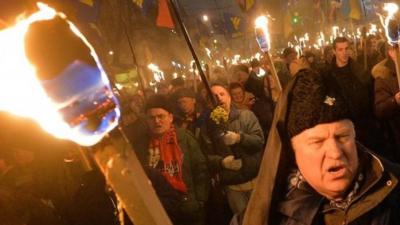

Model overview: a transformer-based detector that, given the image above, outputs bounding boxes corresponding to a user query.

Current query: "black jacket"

[273,147,400,225]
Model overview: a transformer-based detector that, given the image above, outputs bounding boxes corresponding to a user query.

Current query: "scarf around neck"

[148,127,187,193]
[287,169,364,210]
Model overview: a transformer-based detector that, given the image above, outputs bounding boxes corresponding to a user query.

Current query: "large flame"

[0,3,120,146]
[255,16,271,52]
[382,3,400,45]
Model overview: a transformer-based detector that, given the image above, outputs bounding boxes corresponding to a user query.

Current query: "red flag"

[156,0,174,29]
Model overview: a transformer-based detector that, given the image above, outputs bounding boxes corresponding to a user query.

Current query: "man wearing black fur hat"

[242,69,400,225]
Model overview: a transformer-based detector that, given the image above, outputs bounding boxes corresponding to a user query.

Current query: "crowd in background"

[2,33,400,225]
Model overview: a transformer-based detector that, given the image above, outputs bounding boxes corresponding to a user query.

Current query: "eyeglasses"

[146,113,169,121]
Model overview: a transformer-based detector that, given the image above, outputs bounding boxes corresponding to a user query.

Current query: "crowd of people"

[2,33,400,225]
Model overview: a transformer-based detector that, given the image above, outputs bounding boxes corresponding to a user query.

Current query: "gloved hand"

[222,131,241,146]
[221,155,242,171]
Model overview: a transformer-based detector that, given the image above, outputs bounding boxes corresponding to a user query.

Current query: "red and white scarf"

[148,127,187,193]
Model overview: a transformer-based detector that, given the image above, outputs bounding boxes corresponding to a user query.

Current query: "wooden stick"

[92,131,173,225]
[393,45,400,89]
[264,52,282,92]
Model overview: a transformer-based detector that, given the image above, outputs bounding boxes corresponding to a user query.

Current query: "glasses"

[146,113,169,121]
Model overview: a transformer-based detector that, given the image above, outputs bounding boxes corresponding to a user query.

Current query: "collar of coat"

[371,58,396,80]
[277,146,399,225]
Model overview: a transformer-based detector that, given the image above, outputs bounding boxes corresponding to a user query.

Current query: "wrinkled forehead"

[291,119,355,141]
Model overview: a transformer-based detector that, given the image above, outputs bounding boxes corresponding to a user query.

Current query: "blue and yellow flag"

[223,13,246,38]
[341,0,363,20]
[236,0,255,11]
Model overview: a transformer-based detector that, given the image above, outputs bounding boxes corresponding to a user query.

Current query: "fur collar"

[372,59,395,79]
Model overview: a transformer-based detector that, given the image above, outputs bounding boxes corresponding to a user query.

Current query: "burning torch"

[383,3,400,89]
[254,15,282,92]
[0,3,171,225]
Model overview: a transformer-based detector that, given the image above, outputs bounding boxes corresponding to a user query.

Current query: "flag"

[156,0,175,29]
[223,13,246,38]
[349,0,362,20]
[341,0,362,20]
[236,0,255,12]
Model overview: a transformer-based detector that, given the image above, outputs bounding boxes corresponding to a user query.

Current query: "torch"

[361,26,368,71]
[0,4,172,225]
[254,15,282,92]
[383,3,400,89]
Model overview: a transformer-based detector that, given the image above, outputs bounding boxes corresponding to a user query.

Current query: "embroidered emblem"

[324,96,336,106]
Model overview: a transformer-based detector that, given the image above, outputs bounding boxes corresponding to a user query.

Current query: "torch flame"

[255,16,271,52]
[382,3,400,45]
[384,3,399,17]
[147,63,164,82]
[0,3,120,146]
[205,48,212,59]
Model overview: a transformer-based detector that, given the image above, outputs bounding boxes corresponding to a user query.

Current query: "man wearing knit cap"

[242,69,400,225]
[131,94,210,225]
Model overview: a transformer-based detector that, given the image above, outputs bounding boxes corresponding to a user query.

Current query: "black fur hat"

[286,69,353,138]
[145,94,173,113]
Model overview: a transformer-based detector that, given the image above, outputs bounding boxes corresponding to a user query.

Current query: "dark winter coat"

[272,146,400,225]
[131,127,210,223]
[328,57,383,150]
[372,58,400,162]
[201,106,264,185]
[241,69,399,225]
[244,73,267,100]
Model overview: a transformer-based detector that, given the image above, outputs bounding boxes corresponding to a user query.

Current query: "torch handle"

[168,0,217,107]
[362,26,368,71]
[393,46,400,90]
[264,52,282,92]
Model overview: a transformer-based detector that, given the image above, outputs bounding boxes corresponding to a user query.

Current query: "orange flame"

[0,3,119,146]
[255,16,271,52]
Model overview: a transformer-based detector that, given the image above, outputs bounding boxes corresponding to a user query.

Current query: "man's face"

[230,87,245,103]
[211,85,231,111]
[334,42,350,66]
[146,108,173,136]
[291,119,359,200]
[177,97,196,115]
[236,71,250,85]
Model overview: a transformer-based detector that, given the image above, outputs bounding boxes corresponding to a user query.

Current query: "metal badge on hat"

[324,96,336,106]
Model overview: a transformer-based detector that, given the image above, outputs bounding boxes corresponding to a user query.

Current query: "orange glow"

[255,16,271,52]
[0,3,119,146]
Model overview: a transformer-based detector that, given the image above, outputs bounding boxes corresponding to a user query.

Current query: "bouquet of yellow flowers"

[210,106,228,125]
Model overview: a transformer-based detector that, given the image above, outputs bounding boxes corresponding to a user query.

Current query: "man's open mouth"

[328,165,345,173]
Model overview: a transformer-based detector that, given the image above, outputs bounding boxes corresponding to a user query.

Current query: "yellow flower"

[210,106,228,125]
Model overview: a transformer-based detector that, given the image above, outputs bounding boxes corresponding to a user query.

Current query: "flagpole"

[168,0,217,107]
